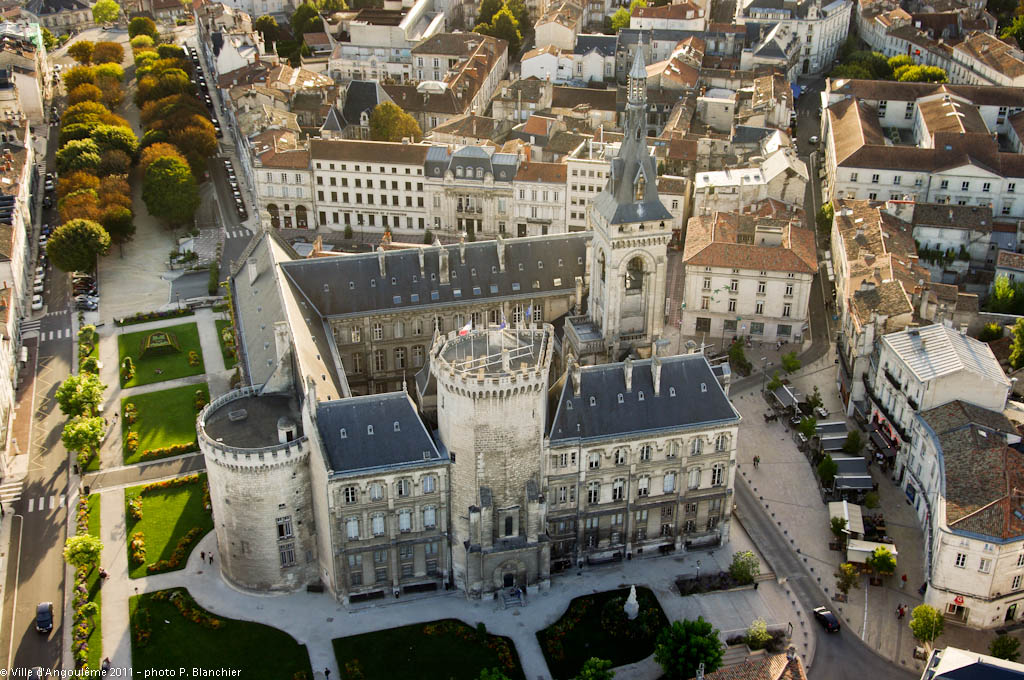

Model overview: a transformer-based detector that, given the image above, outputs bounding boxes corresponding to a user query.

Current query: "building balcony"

[863,378,910,441]
[456,205,482,214]
[564,315,604,357]
[884,368,901,390]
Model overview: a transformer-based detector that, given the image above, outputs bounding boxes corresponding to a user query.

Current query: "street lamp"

[696,559,702,580]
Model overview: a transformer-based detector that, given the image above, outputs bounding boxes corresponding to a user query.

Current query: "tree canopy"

[574,658,614,680]
[92,41,124,65]
[63,534,103,570]
[474,2,522,55]
[90,124,138,156]
[655,617,724,680]
[92,0,120,24]
[68,40,94,64]
[142,156,200,225]
[909,604,944,650]
[254,14,278,43]
[55,372,106,417]
[369,101,422,142]
[895,64,947,82]
[41,27,57,52]
[728,550,760,584]
[291,2,324,36]
[1010,318,1024,370]
[866,546,896,576]
[130,34,155,49]
[101,206,135,246]
[68,83,103,106]
[56,138,102,174]
[817,454,838,486]
[990,634,1021,662]
[46,219,111,272]
[611,0,646,31]
[62,415,105,466]
[129,16,159,41]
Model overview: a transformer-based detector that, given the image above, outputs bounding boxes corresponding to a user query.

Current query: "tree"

[766,370,783,391]
[142,156,200,225]
[887,54,915,72]
[574,658,614,680]
[797,416,817,440]
[98,149,132,176]
[46,219,111,273]
[475,4,522,55]
[729,550,760,584]
[68,40,94,64]
[169,121,218,175]
[62,415,105,463]
[56,138,102,174]
[477,0,502,25]
[830,63,873,80]
[90,124,138,156]
[291,2,323,36]
[41,27,58,52]
[129,16,159,41]
[55,372,106,417]
[101,206,135,246]
[92,0,119,24]
[746,618,771,649]
[58,170,101,200]
[780,351,800,373]
[139,142,187,173]
[834,562,860,598]
[655,617,724,680]
[816,202,833,233]
[842,430,864,456]
[909,604,944,651]
[817,454,838,486]
[896,65,948,83]
[130,34,154,49]
[59,192,103,223]
[979,322,1005,342]
[866,546,896,578]
[254,14,278,43]
[806,385,823,411]
[92,41,124,65]
[477,669,510,680]
[63,534,103,571]
[369,101,422,142]
[830,516,847,541]
[68,83,103,105]
[609,7,631,31]
[990,634,1021,662]
[61,101,109,127]
[1004,14,1024,45]
[93,62,125,82]
[1010,318,1024,370]
[991,275,1017,313]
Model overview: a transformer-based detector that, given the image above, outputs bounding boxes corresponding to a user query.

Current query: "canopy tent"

[847,539,898,565]
[833,455,869,475]
[770,385,799,409]
[828,500,865,536]
[834,474,873,491]
[816,421,848,436]
[820,434,847,452]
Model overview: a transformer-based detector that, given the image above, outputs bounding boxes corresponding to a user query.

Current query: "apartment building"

[692,147,808,216]
[682,199,816,343]
[734,0,853,77]
[253,130,314,230]
[903,402,1024,629]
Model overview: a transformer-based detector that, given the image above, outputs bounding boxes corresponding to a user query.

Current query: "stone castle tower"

[587,50,673,358]
[430,325,555,597]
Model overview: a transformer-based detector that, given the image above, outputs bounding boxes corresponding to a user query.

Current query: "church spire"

[627,49,647,108]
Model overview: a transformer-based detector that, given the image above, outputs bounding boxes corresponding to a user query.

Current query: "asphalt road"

[208,156,254,270]
[735,480,916,680]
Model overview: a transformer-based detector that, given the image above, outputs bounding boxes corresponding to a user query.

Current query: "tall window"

[369,482,383,501]
[276,516,293,539]
[398,509,412,532]
[412,345,425,367]
[372,323,383,341]
[587,482,601,504]
[394,347,405,369]
[344,486,358,504]
[371,513,385,536]
[639,444,651,461]
[279,543,296,567]
[422,475,436,493]
[346,516,359,539]
[588,452,600,469]
[423,505,436,528]
[637,476,650,497]
[663,472,675,493]
[612,478,625,501]
[955,553,966,568]
[691,438,703,455]
[688,468,701,489]
[396,479,411,497]
[614,449,626,465]
[715,434,728,452]
[373,350,386,372]
[711,464,725,486]
[348,554,362,586]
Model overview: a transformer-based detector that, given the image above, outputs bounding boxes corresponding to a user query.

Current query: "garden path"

[98,487,130,669]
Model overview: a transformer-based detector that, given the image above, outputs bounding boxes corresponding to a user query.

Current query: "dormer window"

[635,172,645,201]
[393,421,401,432]
[340,428,347,439]
[589,396,597,407]
[638,391,645,401]
[617,393,624,404]
[367,425,374,435]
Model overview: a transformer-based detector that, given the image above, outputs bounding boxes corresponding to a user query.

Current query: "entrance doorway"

[503,572,514,588]
[1007,603,1018,621]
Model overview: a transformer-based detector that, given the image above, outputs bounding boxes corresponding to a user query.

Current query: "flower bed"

[121,384,208,465]
[116,308,194,326]
[151,588,222,629]
[146,527,204,574]
[72,494,102,670]
[117,322,205,388]
[674,571,750,596]
[126,474,212,579]
[332,620,525,680]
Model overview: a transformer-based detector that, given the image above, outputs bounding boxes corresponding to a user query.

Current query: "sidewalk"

[97,503,805,679]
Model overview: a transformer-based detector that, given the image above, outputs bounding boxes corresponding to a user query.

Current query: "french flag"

[458,321,472,336]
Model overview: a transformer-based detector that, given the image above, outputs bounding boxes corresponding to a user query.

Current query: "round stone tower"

[430,325,554,597]
[197,386,317,592]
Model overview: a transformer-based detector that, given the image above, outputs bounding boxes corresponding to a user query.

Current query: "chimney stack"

[624,356,633,392]
[418,247,426,277]
[377,245,386,277]
[571,358,582,397]
[652,355,662,396]
[439,244,449,285]
[496,234,506,272]
[459,234,466,262]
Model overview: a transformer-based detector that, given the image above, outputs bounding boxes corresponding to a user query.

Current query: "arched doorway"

[295,205,308,228]
[802,59,810,74]
[625,256,644,292]
[266,203,280,229]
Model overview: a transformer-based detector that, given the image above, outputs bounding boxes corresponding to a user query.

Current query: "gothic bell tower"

[585,50,673,359]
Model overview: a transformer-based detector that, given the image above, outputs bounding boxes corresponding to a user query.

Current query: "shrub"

[129,531,146,565]
[139,441,199,460]
[208,260,219,296]
[729,551,760,585]
[133,603,152,646]
[124,402,138,424]
[746,618,771,650]
[121,356,135,381]
[128,496,143,521]
[979,322,1004,342]
[146,527,204,573]
[141,473,202,494]
[125,431,139,454]
[187,349,200,367]
[81,356,99,373]
[194,389,208,411]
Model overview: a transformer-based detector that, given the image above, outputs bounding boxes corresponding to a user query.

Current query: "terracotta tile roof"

[413,32,500,58]
[515,160,566,183]
[536,0,582,29]
[953,31,1024,78]
[912,203,994,231]
[852,280,912,323]
[551,86,617,111]
[702,653,808,680]
[829,79,1024,108]
[257,147,310,169]
[303,32,331,47]
[523,114,556,136]
[657,175,687,194]
[431,113,503,141]
[997,249,1024,272]
[683,202,816,274]
[920,401,1024,539]
[632,1,703,20]
[523,44,561,60]
[827,97,885,166]
[309,139,431,164]
[918,94,989,135]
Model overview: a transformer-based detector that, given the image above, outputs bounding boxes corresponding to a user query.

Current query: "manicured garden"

[116,308,194,327]
[332,620,524,680]
[121,383,208,464]
[215,319,237,368]
[125,473,213,579]
[117,322,205,388]
[130,588,313,679]
[77,326,99,373]
[70,494,102,670]
[537,587,668,680]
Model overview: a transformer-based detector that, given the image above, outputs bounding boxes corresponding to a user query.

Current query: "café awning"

[771,385,798,408]
[847,539,898,564]
[834,474,873,491]
[828,500,865,536]
[870,431,897,458]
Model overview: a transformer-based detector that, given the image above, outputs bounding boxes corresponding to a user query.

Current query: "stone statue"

[624,585,639,620]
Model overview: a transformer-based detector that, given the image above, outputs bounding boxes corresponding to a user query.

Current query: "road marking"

[26,497,32,512]
[59,494,65,508]
[49,495,55,510]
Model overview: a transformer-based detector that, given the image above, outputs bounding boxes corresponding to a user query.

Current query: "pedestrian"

[324,669,330,679]
[895,606,901,619]
[209,554,213,565]
[201,551,205,562]
[901,573,907,589]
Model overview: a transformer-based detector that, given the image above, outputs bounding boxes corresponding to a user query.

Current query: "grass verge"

[117,322,205,388]
[125,474,213,579]
[121,383,208,465]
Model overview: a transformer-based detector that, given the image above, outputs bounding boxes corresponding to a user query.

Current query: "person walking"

[324,669,330,679]
[201,551,205,562]
[901,573,907,589]
[209,554,214,565]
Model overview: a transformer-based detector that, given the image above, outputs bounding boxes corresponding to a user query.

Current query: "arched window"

[266,203,280,229]
[598,251,606,282]
[635,171,646,201]
[626,257,644,291]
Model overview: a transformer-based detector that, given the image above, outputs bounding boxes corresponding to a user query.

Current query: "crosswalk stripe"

[59,495,65,508]
[49,495,55,510]
[27,497,32,512]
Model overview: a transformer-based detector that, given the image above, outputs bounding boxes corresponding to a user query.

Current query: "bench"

[228,409,248,422]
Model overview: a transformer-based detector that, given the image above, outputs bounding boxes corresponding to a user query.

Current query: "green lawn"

[86,494,101,670]
[121,383,208,465]
[125,475,213,579]
[117,322,205,388]
[333,620,524,680]
[215,319,237,369]
[537,587,669,679]
[130,588,312,679]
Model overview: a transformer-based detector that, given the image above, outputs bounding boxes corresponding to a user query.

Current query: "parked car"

[809,135,819,145]
[31,295,42,311]
[42,196,52,209]
[35,267,44,277]
[35,602,53,633]
[812,606,840,632]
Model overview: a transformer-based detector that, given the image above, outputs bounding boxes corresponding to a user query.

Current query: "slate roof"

[310,138,430,165]
[549,354,741,442]
[551,86,617,111]
[315,393,445,473]
[883,324,1010,386]
[231,230,288,387]
[574,34,617,57]
[424,145,518,181]
[340,80,390,128]
[278,233,589,319]
[953,31,1024,79]
[829,79,1024,108]
[912,203,994,231]
[927,646,1024,679]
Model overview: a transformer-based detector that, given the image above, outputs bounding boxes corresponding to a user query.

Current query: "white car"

[33,283,43,294]
[31,295,42,311]
[809,135,820,145]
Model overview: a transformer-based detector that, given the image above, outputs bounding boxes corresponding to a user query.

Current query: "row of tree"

[831,52,948,84]
[131,37,213,225]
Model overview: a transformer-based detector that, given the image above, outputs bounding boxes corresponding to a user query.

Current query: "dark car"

[35,602,53,633]
[812,606,840,632]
